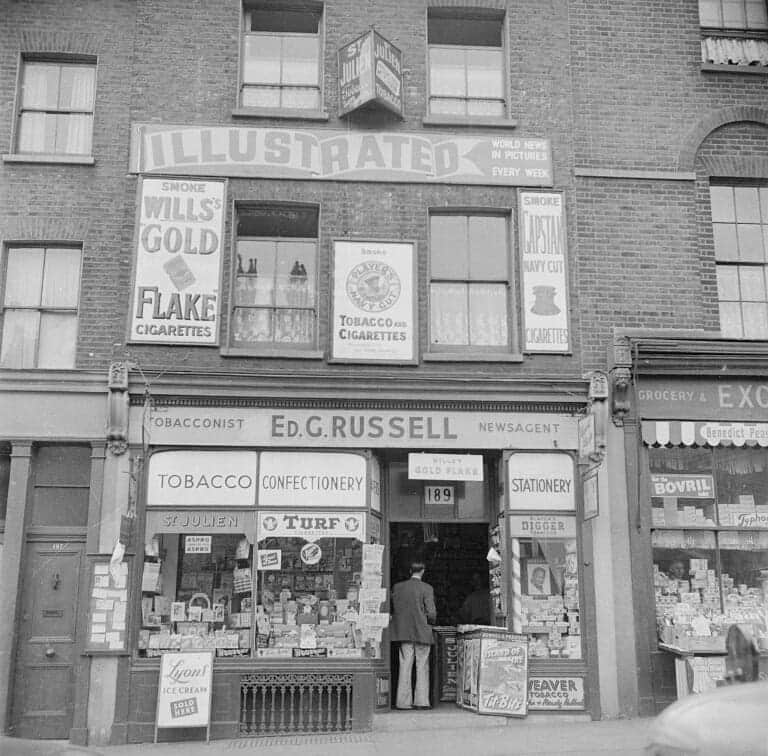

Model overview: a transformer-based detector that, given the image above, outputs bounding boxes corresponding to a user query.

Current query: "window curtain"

[702,37,768,65]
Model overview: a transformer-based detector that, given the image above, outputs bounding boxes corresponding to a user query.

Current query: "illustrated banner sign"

[130,178,224,345]
[131,124,553,186]
[519,192,570,352]
[507,453,575,511]
[156,651,213,729]
[257,511,365,542]
[528,676,585,710]
[338,30,403,117]
[408,453,484,481]
[140,407,578,449]
[332,240,415,363]
[147,451,257,507]
[259,452,367,507]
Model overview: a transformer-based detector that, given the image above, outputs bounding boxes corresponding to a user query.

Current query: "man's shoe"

[414,705,432,710]
[395,706,413,710]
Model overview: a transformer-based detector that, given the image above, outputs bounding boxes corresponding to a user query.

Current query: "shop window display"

[650,447,768,651]
[516,531,581,660]
[255,536,383,658]
[138,534,253,657]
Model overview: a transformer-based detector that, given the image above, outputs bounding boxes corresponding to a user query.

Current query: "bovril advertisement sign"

[130,178,225,345]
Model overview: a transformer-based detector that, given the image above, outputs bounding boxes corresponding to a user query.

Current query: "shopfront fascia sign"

[637,378,768,421]
[338,30,403,117]
[257,511,365,542]
[527,676,585,710]
[519,192,570,353]
[137,407,578,450]
[507,453,575,511]
[146,451,257,507]
[508,514,576,539]
[130,124,552,187]
[258,452,367,508]
[146,509,257,541]
[408,453,484,481]
[331,240,416,363]
[129,178,225,346]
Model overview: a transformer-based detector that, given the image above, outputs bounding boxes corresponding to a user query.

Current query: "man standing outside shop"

[390,561,436,710]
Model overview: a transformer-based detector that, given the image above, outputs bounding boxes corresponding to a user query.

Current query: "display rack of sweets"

[651,498,716,528]
[654,559,726,651]
[521,595,579,659]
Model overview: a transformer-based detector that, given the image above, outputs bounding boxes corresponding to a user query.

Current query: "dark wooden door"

[11,540,84,739]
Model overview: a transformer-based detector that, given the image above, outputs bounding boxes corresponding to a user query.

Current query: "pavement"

[0,707,653,756]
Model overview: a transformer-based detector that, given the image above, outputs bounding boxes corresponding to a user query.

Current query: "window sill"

[701,62,768,74]
[232,107,330,122]
[2,153,95,165]
[221,347,325,360]
[421,115,517,129]
[423,351,524,363]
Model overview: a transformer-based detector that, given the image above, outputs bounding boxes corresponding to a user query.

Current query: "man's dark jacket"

[390,576,437,645]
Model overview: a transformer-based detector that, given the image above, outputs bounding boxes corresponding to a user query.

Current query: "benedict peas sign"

[130,178,225,345]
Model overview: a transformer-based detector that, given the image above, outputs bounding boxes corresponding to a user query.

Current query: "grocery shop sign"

[130,124,552,186]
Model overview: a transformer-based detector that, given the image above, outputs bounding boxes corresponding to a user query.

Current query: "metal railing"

[240,672,354,736]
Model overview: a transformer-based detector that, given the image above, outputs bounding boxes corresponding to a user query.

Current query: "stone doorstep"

[374,705,592,732]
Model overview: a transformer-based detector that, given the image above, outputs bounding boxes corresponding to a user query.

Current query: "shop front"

[119,400,595,741]
[632,373,768,710]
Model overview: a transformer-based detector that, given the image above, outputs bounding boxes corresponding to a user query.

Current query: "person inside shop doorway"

[390,561,437,710]
[459,572,490,625]
[667,559,687,581]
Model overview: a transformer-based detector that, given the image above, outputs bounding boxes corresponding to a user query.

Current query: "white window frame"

[711,184,768,340]
[14,56,96,157]
[227,205,320,356]
[239,3,324,113]
[427,211,518,356]
[426,9,509,121]
[699,0,768,32]
[0,245,82,369]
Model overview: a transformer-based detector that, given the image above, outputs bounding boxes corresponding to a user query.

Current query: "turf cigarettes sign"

[130,178,225,345]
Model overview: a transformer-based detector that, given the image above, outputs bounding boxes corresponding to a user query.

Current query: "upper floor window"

[427,9,506,118]
[0,246,82,368]
[16,59,95,156]
[240,2,322,111]
[711,185,768,339]
[699,0,768,31]
[429,212,514,351]
[230,205,318,351]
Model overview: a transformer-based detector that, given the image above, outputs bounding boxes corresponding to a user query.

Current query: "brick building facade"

[1,0,767,744]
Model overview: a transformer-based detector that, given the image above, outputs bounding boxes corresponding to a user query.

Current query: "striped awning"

[642,420,768,447]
